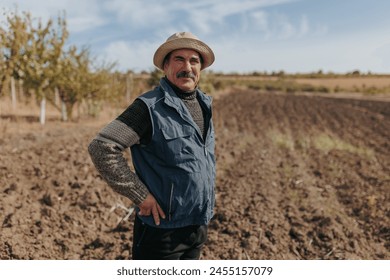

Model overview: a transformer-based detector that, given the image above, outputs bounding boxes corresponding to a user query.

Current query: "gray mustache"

[176,71,195,79]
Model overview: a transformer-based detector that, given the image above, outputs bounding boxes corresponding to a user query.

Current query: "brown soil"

[1,90,389,260]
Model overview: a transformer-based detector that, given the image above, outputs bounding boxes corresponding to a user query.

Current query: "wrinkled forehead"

[170,48,201,59]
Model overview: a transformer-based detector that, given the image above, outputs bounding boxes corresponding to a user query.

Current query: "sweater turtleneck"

[163,77,206,139]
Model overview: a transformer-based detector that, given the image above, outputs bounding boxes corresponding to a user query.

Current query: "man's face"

[163,49,201,92]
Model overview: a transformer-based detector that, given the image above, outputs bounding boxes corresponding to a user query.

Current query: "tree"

[0,10,30,108]
[147,68,163,89]
[0,25,6,102]
[20,12,68,125]
[1,9,126,122]
[53,46,118,120]
[83,60,119,117]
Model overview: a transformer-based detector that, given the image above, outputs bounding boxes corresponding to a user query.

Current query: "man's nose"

[183,60,192,71]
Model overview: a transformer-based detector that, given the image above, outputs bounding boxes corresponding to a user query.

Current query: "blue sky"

[2,0,390,73]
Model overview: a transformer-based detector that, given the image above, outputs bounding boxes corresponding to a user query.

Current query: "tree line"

[0,9,135,124]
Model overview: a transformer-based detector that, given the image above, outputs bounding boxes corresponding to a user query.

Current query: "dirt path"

[1,90,389,259]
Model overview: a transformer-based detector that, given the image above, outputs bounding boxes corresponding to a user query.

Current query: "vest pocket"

[161,124,192,140]
[165,172,209,222]
[161,125,197,165]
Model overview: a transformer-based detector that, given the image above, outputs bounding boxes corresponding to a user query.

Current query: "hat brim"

[153,37,215,71]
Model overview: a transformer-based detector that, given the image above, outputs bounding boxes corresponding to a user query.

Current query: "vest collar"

[159,77,213,141]
[159,77,212,111]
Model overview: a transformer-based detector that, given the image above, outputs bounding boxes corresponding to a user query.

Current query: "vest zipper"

[168,183,174,221]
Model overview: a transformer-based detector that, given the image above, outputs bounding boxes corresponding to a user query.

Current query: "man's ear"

[163,60,169,72]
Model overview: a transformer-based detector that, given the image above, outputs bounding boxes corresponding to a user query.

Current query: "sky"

[1,0,390,74]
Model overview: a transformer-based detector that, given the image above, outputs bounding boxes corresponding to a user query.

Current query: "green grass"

[266,130,374,159]
[312,133,374,158]
[267,130,295,150]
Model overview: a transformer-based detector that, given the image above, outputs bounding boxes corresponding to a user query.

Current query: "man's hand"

[138,193,166,226]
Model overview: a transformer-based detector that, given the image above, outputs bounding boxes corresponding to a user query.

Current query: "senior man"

[88,32,216,260]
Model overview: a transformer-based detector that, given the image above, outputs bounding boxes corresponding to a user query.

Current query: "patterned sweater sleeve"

[88,99,152,205]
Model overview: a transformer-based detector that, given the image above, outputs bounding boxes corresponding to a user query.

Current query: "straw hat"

[153,32,215,71]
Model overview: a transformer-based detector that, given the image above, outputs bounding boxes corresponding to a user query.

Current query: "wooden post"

[40,97,46,125]
[10,77,17,109]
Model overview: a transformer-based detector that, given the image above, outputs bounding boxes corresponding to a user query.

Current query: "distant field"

[207,74,390,98]
[295,76,390,90]
[2,74,390,122]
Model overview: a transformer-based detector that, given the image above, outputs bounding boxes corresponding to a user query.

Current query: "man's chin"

[179,77,194,82]
[177,81,195,91]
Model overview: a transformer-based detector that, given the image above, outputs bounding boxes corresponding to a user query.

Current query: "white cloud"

[67,14,106,33]
[2,0,106,34]
[264,13,310,40]
[104,0,171,28]
[102,40,157,71]
[250,11,269,32]
[278,14,296,39]
[185,0,296,36]
[101,0,297,37]
[185,0,294,21]
[299,15,309,37]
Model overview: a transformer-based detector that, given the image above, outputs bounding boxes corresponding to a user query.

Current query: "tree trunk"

[61,100,68,122]
[55,87,61,107]
[18,79,25,104]
[10,77,17,109]
[40,97,46,125]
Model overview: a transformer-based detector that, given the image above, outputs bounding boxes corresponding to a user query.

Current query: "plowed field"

[1,90,389,259]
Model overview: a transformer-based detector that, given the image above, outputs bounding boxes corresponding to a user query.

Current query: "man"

[88,32,216,260]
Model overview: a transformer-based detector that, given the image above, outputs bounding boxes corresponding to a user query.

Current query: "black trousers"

[132,215,208,260]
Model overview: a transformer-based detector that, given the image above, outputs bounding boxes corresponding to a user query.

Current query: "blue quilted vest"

[130,78,216,228]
